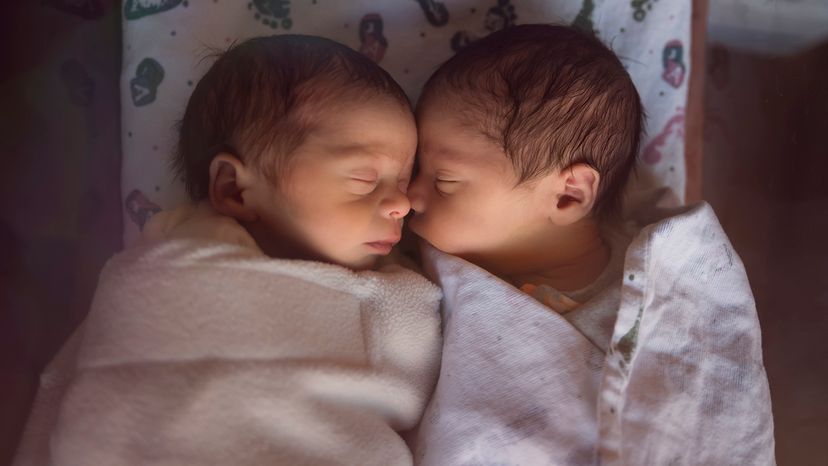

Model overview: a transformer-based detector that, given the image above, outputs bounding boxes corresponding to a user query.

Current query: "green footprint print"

[124,0,184,21]
[631,0,656,22]
[572,0,596,35]
[248,0,293,30]
[130,58,164,107]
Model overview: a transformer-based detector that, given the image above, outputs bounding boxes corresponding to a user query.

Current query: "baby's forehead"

[417,134,507,173]
[324,141,413,165]
[418,106,502,157]
[417,90,503,137]
[306,95,414,135]
[299,110,417,169]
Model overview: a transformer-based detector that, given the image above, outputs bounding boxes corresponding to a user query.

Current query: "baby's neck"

[508,235,609,293]
[466,219,610,293]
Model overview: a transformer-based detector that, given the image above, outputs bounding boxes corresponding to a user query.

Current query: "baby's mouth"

[365,238,399,254]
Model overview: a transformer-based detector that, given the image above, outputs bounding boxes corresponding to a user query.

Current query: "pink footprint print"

[359,14,387,63]
[661,40,686,88]
[125,189,162,231]
[643,110,685,165]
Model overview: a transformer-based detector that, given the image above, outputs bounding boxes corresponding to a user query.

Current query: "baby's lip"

[365,239,398,255]
[368,236,401,246]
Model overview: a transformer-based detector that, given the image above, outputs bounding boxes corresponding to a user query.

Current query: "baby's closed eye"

[347,174,410,196]
[347,172,379,195]
[435,177,461,194]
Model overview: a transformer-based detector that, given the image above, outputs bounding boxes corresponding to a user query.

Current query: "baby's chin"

[408,217,457,255]
[336,253,380,272]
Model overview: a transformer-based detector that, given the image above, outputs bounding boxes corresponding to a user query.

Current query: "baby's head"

[409,24,643,272]
[174,35,416,270]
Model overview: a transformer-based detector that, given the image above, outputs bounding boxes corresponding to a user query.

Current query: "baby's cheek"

[426,205,469,252]
[408,209,438,243]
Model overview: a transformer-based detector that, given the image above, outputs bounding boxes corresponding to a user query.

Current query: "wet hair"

[173,34,411,201]
[419,24,644,219]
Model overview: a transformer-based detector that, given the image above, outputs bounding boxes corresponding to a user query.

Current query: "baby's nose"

[383,188,411,220]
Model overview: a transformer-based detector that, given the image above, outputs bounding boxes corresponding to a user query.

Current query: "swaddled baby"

[13,35,441,466]
[410,24,774,465]
[409,24,643,341]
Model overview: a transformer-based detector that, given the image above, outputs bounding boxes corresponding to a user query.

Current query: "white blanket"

[14,231,442,465]
[414,202,775,465]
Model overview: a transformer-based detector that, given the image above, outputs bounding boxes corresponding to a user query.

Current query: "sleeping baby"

[410,24,775,465]
[14,35,441,466]
[409,24,642,345]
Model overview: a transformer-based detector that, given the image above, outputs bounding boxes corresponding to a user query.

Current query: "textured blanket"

[15,235,442,466]
[415,203,775,465]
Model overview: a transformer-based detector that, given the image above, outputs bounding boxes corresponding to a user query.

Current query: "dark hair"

[419,24,644,219]
[174,34,411,201]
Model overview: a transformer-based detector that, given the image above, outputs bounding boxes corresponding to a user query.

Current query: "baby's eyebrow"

[329,143,378,157]
[329,144,414,172]
[422,146,475,166]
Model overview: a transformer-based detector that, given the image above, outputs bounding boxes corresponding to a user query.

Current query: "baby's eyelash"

[348,178,378,195]
[434,179,460,195]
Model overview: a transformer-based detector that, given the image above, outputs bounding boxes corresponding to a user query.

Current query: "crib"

[1,0,709,462]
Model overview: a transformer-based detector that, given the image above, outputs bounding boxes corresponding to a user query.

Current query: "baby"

[410,24,774,466]
[409,23,642,326]
[14,35,442,466]
[166,35,416,271]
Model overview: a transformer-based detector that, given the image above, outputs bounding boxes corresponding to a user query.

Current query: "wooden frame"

[685,0,709,202]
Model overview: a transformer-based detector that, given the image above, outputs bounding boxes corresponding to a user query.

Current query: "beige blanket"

[14,205,442,466]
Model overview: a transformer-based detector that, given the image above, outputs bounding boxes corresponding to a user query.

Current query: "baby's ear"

[208,153,259,223]
[549,163,600,226]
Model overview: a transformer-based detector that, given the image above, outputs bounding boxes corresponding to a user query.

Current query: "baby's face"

[408,102,549,258]
[255,98,416,270]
